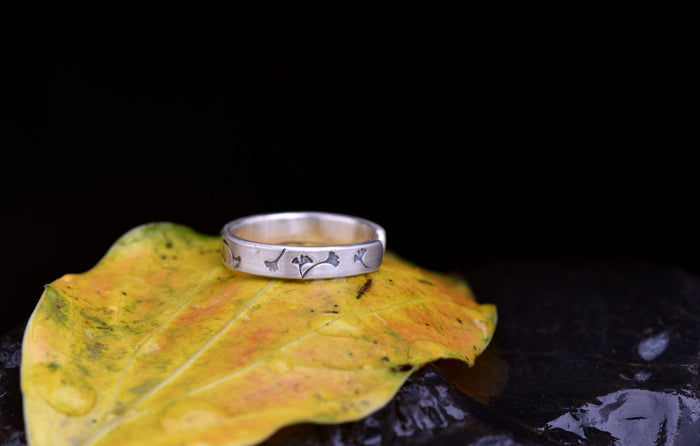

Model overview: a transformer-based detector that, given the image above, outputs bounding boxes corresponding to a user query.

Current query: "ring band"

[221,212,386,279]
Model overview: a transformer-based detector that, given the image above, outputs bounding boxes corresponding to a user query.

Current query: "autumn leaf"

[21,223,496,446]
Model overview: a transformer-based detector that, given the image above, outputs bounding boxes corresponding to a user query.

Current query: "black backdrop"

[2,7,692,330]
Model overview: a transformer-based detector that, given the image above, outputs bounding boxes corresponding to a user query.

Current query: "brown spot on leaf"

[86,343,105,359]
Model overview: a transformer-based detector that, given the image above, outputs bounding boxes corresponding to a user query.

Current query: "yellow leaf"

[21,223,496,446]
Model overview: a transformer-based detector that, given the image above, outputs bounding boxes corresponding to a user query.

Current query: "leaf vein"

[129,280,278,407]
[77,288,472,445]
[171,297,429,398]
[78,279,278,446]
[79,266,219,445]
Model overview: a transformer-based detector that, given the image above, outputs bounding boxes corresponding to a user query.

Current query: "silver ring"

[221,212,386,279]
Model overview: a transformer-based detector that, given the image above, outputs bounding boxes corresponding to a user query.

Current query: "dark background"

[1,7,692,330]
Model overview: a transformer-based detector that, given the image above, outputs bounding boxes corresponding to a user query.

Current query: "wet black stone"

[1,323,26,446]
[3,256,700,445]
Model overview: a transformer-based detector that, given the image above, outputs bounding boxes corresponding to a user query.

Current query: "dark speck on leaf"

[457,318,462,324]
[419,279,433,285]
[356,279,372,299]
[165,241,173,249]
[381,356,389,361]
[86,343,105,358]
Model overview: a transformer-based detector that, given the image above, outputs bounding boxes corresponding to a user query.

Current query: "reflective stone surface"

[3,256,700,445]
[0,324,25,446]
[470,257,700,445]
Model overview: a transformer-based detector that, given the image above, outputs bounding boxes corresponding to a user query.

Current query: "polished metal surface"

[221,212,386,279]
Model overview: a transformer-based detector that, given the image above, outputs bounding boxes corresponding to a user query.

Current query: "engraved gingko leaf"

[354,248,370,268]
[290,254,313,267]
[325,251,340,267]
[264,249,286,272]
[21,223,496,446]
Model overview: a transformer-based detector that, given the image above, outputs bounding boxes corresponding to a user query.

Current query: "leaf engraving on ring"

[264,249,286,272]
[292,252,340,278]
[222,239,241,268]
[354,248,370,269]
